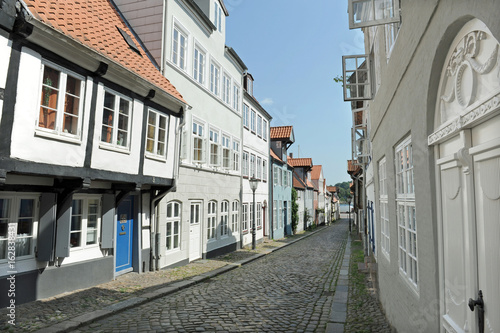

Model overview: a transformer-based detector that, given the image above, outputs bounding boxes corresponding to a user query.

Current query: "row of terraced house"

[0,0,336,305]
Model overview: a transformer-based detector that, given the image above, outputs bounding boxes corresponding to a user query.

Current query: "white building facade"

[115,0,246,266]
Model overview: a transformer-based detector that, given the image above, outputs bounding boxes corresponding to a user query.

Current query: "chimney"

[289,153,293,158]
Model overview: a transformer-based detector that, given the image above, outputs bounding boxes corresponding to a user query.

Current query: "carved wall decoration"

[438,30,500,124]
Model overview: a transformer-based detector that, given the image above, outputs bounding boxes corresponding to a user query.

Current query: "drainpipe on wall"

[150,106,186,271]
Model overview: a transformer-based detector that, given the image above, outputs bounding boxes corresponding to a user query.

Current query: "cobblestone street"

[76,221,348,332]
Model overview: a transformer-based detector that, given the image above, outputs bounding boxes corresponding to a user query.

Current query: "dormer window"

[245,75,253,96]
[214,1,222,32]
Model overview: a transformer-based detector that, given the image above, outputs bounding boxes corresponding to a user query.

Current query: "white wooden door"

[189,202,201,261]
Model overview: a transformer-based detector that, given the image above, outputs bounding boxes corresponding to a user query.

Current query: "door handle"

[468,290,484,333]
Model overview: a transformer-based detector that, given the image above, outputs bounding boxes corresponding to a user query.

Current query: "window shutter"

[101,194,115,249]
[55,196,72,258]
[37,193,56,262]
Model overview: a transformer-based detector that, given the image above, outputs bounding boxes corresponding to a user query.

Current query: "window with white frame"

[287,201,291,228]
[193,46,206,84]
[222,73,231,105]
[273,200,277,230]
[256,157,262,180]
[342,55,372,101]
[242,203,248,232]
[257,115,262,137]
[222,135,231,169]
[250,110,256,133]
[210,62,220,96]
[282,168,286,186]
[231,201,239,233]
[172,26,187,70]
[207,201,216,240]
[0,195,38,261]
[262,120,268,141]
[348,0,400,29]
[242,151,249,177]
[213,1,222,32]
[250,154,256,178]
[232,85,240,112]
[101,90,131,149]
[232,140,240,171]
[262,159,267,182]
[192,121,205,163]
[278,201,282,228]
[243,104,249,128]
[395,136,417,287]
[146,109,168,158]
[220,201,228,236]
[379,157,390,259]
[385,22,400,60]
[257,203,262,229]
[210,129,220,166]
[278,168,282,186]
[38,62,84,138]
[190,202,201,227]
[246,75,253,95]
[70,196,100,249]
[273,165,278,186]
[166,201,180,251]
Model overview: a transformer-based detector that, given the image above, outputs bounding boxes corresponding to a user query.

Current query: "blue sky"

[225,0,365,185]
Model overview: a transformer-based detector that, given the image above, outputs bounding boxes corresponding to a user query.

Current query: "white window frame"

[37,61,85,141]
[250,154,256,178]
[262,119,268,141]
[273,165,278,186]
[209,128,220,166]
[273,200,277,230]
[385,22,400,60]
[250,110,256,133]
[0,194,39,264]
[192,120,205,163]
[166,201,181,252]
[222,134,231,169]
[395,136,418,290]
[262,159,267,182]
[100,89,132,151]
[210,61,220,96]
[348,0,400,29]
[379,157,390,260]
[231,201,239,234]
[193,44,206,85]
[256,157,262,180]
[246,76,253,96]
[242,151,249,177]
[222,73,231,105]
[232,140,240,172]
[146,109,169,159]
[243,104,250,129]
[213,1,222,32]
[257,203,262,229]
[242,203,248,232]
[172,24,188,70]
[220,201,229,237]
[70,196,101,251]
[232,84,240,112]
[207,201,217,240]
[342,54,372,101]
[257,115,262,137]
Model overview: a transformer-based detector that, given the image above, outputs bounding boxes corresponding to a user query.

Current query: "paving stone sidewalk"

[0,226,322,332]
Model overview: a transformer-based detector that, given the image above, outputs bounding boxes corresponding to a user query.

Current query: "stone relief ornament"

[439,30,499,122]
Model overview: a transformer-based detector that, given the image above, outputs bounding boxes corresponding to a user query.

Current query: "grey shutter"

[101,194,115,249]
[37,193,56,261]
[55,196,72,258]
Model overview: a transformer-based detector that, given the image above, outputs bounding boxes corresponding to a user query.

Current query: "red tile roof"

[311,165,322,180]
[270,126,293,140]
[326,186,338,193]
[347,160,361,175]
[26,0,186,105]
[288,157,312,168]
[306,180,315,189]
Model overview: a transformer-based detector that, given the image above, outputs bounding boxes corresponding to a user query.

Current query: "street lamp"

[348,196,352,233]
[249,177,259,250]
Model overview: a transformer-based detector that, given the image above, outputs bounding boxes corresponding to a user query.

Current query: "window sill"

[145,153,167,163]
[99,143,131,155]
[35,128,82,145]
[165,248,181,254]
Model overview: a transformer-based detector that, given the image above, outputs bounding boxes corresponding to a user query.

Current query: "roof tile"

[26,0,186,105]
[288,157,312,168]
[270,126,293,140]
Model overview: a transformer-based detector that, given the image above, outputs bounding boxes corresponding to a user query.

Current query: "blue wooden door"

[116,198,133,273]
